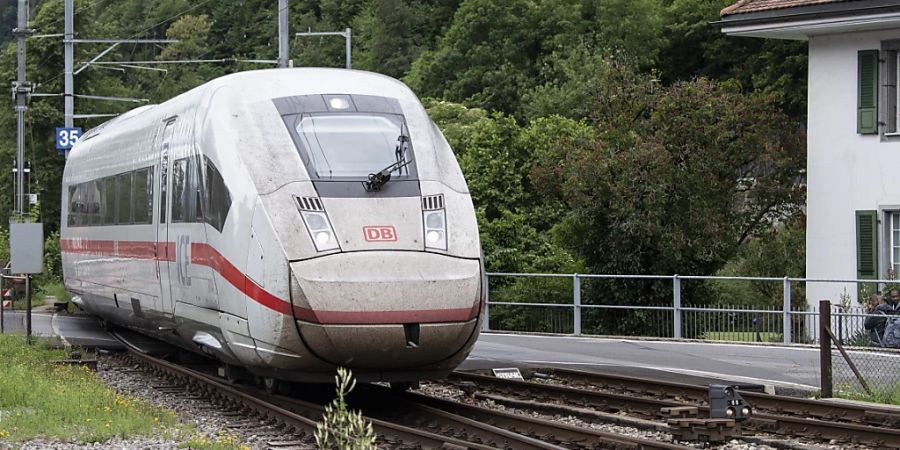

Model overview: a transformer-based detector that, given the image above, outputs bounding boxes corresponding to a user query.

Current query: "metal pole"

[277,0,289,68]
[14,0,29,219]
[573,274,581,336]
[25,275,31,344]
[64,0,73,132]
[673,275,682,339]
[481,275,489,332]
[783,277,792,344]
[1,276,4,334]
[344,28,351,69]
[819,299,832,398]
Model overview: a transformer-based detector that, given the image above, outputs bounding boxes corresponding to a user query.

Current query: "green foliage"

[706,216,806,307]
[0,334,179,444]
[659,0,807,117]
[0,226,8,267]
[314,367,375,450]
[530,75,805,333]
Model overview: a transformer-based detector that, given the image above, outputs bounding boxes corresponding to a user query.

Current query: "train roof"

[79,68,416,144]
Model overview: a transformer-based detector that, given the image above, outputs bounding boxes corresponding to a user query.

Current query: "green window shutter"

[857,210,879,280]
[859,50,879,134]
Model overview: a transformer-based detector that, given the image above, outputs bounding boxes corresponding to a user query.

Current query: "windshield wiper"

[364,157,411,192]
[364,132,412,192]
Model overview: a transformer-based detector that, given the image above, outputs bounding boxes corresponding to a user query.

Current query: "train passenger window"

[160,154,168,224]
[202,157,231,232]
[73,183,87,227]
[171,158,188,222]
[67,185,77,227]
[88,180,102,226]
[103,177,116,225]
[133,168,152,224]
[116,172,133,224]
[190,156,203,222]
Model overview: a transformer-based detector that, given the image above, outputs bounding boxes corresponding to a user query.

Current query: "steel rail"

[542,367,900,428]
[391,389,696,450]
[259,386,557,450]
[450,371,900,448]
[122,346,497,449]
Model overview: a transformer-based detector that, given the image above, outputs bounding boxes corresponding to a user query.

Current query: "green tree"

[531,76,805,332]
[659,0,808,118]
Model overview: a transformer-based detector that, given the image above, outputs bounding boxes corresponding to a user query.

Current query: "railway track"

[117,338,696,449]
[448,369,900,448]
[538,367,900,428]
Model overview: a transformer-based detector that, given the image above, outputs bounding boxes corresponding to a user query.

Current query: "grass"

[836,384,900,405]
[0,334,179,446]
[35,281,68,303]
[11,296,43,311]
[703,331,783,342]
[178,431,250,450]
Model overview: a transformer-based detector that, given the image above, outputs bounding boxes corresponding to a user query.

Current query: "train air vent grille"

[296,196,324,211]
[422,194,444,211]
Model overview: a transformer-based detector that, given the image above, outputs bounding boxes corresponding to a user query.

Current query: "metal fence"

[484,272,900,397]
[482,272,900,344]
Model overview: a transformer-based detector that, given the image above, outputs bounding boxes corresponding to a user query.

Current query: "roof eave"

[721,10,900,40]
[719,0,900,40]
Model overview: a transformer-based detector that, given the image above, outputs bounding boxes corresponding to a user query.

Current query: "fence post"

[481,275,490,332]
[783,277,791,344]
[819,299,833,398]
[573,274,582,336]
[673,274,682,339]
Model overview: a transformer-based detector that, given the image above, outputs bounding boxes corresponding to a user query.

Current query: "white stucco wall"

[807,29,900,306]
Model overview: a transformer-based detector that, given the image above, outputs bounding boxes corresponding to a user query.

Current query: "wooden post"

[819,299,832,398]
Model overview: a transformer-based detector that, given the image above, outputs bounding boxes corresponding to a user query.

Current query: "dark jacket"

[865,302,900,332]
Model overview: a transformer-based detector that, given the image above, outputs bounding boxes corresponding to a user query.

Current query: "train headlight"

[301,211,339,252]
[423,209,447,250]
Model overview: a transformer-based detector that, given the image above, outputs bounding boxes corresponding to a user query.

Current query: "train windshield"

[296,113,411,179]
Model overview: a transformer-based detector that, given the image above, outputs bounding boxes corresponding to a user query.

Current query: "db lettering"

[363,226,397,242]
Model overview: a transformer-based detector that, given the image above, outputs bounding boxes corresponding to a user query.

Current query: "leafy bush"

[314,368,375,450]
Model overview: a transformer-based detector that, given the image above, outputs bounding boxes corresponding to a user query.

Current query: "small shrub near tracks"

[0,334,178,445]
[315,367,376,450]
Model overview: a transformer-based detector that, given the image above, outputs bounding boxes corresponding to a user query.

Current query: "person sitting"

[865,289,900,345]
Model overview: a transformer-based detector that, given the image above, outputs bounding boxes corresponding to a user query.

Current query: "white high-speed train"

[61,68,484,386]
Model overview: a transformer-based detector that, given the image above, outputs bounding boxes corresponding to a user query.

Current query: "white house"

[721,0,900,306]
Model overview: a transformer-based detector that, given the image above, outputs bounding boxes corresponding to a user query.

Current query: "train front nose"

[289,252,482,373]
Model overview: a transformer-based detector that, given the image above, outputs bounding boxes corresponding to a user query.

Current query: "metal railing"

[482,272,898,345]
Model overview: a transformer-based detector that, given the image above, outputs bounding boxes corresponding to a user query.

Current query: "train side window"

[190,155,203,222]
[88,180,102,226]
[133,168,152,224]
[160,153,168,224]
[103,177,116,225]
[202,156,231,232]
[74,183,86,227]
[116,172,133,224]
[171,158,188,222]
[67,185,77,226]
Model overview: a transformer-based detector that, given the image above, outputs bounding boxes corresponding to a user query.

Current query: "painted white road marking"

[51,312,71,348]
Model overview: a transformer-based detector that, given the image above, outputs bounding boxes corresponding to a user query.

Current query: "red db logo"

[363,226,397,242]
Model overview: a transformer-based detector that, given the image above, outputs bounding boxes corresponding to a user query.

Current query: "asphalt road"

[7,309,899,392]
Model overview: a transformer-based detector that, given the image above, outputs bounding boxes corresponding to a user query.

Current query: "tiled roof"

[721,0,852,17]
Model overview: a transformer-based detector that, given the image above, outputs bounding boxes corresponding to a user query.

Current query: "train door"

[169,152,219,312]
[156,119,176,316]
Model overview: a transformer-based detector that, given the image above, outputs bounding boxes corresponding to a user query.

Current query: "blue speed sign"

[55,127,82,151]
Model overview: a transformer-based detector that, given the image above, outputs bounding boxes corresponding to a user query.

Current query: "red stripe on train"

[61,239,478,324]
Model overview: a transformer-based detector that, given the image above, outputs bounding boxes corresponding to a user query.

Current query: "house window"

[890,212,900,277]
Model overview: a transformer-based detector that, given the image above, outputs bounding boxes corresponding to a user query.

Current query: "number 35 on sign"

[55,127,82,152]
